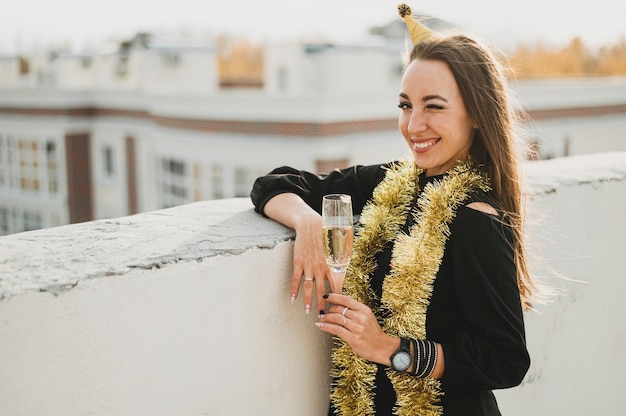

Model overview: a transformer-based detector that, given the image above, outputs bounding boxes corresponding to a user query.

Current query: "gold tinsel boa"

[330,157,490,416]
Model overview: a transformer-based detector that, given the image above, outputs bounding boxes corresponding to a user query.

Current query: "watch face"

[392,351,411,371]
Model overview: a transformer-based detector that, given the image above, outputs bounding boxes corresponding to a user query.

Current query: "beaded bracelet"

[410,339,438,378]
[410,338,419,376]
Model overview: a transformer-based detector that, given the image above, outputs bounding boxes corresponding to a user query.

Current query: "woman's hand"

[290,213,334,314]
[316,293,446,377]
[263,193,335,313]
[316,293,397,366]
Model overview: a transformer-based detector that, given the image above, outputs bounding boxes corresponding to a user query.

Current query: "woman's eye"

[398,102,411,110]
[426,103,445,110]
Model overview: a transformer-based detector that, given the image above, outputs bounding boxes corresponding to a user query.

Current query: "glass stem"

[329,268,347,294]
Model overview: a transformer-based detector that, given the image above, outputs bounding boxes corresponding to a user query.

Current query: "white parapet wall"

[1,152,625,416]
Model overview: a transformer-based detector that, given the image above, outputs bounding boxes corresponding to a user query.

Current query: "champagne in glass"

[322,194,354,292]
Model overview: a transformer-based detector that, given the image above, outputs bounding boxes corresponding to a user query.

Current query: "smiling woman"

[249,4,536,415]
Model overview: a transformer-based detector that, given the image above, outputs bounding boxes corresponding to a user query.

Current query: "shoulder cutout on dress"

[466,201,498,216]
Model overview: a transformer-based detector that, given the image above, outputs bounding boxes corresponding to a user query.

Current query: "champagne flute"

[322,194,354,293]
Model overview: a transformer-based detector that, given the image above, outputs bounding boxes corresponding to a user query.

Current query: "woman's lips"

[412,138,439,152]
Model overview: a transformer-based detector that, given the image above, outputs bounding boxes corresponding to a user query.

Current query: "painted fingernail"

[315,322,324,328]
[323,293,329,299]
[305,304,311,314]
[319,310,325,316]
[290,294,296,304]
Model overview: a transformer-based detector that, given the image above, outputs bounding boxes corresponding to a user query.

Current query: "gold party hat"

[397,3,433,45]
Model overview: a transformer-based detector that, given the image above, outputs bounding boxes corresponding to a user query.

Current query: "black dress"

[250,163,530,416]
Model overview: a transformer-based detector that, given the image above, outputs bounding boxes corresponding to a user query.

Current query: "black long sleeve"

[432,206,530,391]
[250,163,390,217]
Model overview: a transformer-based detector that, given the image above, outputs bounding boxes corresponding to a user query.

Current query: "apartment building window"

[211,164,224,199]
[49,212,61,228]
[193,163,202,201]
[19,56,30,75]
[161,52,180,67]
[0,135,5,186]
[0,206,8,235]
[46,141,59,193]
[23,210,43,232]
[0,134,18,189]
[116,56,129,78]
[19,139,40,192]
[234,167,269,198]
[234,168,248,197]
[277,67,289,91]
[103,146,115,177]
[159,157,189,208]
[7,136,18,188]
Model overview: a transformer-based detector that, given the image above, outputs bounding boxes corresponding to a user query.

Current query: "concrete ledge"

[523,151,626,194]
[0,198,294,300]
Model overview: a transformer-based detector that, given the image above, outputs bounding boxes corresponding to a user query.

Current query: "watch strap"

[398,337,410,353]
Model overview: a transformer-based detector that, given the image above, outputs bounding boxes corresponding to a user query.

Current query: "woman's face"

[398,58,476,176]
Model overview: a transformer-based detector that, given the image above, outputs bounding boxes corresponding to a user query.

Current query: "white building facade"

[1,35,625,235]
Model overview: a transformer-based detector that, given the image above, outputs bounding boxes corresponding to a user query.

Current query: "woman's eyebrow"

[399,93,449,102]
[423,94,448,102]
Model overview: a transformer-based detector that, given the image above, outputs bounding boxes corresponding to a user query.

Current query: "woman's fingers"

[301,275,316,314]
[289,266,302,304]
[290,265,317,313]
[323,293,364,311]
[297,266,331,313]
[291,225,333,313]
[317,293,364,330]
[316,293,391,364]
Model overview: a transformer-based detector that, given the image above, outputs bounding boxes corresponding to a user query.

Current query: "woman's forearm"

[263,193,320,231]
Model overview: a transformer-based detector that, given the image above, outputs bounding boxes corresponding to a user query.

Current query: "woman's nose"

[407,109,427,134]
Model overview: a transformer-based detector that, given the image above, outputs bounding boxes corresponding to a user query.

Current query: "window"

[234,168,247,197]
[19,139,40,192]
[163,158,185,176]
[193,163,202,201]
[234,167,268,198]
[19,56,30,75]
[211,164,224,199]
[103,146,115,177]
[162,52,180,67]
[158,157,189,208]
[0,134,5,186]
[46,140,58,193]
[23,210,42,232]
[6,136,18,188]
[277,67,289,91]
[0,206,8,235]
[116,57,129,78]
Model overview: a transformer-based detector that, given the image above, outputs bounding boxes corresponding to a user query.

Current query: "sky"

[1,0,625,53]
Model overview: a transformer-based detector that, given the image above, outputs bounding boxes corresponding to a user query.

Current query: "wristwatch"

[390,337,412,372]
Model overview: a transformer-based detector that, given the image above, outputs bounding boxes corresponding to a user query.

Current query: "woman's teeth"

[414,139,437,149]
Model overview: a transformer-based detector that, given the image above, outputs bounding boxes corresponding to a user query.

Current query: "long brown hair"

[409,35,536,309]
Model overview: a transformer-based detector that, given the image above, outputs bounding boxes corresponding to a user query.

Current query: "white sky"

[1,0,625,53]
